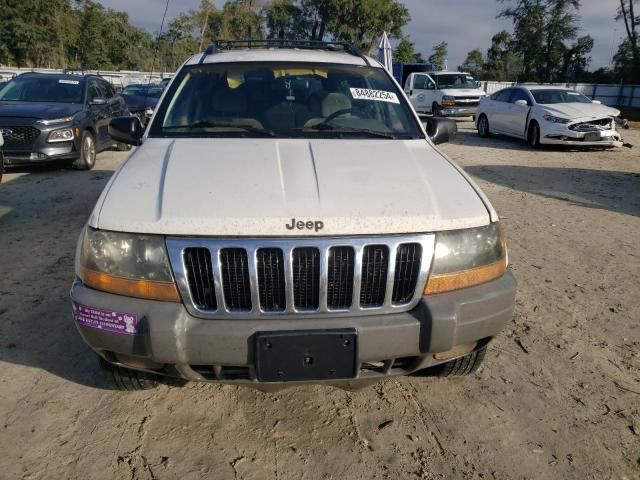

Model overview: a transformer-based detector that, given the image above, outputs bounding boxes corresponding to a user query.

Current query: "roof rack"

[199,39,370,66]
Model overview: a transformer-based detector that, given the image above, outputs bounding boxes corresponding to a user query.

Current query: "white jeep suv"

[71,41,516,390]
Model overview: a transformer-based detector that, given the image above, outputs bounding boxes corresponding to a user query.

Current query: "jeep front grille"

[167,235,435,319]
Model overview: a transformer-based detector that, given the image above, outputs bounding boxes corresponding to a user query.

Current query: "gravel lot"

[1,121,638,480]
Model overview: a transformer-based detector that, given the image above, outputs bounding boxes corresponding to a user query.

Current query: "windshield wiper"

[164,120,276,137]
[308,123,398,139]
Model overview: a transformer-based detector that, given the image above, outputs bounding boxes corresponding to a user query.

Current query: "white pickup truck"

[404,71,486,117]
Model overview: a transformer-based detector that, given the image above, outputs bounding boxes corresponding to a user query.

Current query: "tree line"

[456,0,639,83]
[0,0,410,72]
[0,0,637,84]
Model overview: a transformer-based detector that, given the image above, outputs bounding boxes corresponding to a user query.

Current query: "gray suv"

[0,72,129,169]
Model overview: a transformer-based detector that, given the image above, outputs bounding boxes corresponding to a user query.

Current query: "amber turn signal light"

[425,256,507,295]
[81,267,180,302]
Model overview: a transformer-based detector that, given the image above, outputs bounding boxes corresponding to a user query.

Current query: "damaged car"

[476,85,625,148]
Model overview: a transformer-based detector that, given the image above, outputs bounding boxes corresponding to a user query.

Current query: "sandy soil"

[0,123,638,480]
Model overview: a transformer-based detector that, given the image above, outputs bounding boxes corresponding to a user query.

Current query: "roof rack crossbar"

[200,39,371,66]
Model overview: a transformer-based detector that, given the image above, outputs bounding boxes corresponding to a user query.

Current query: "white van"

[404,71,486,117]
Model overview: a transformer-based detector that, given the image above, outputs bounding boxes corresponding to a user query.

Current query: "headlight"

[442,95,456,107]
[79,228,179,302]
[543,114,570,124]
[425,223,507,295]
[48,128,74,143]
[38,116,75,126]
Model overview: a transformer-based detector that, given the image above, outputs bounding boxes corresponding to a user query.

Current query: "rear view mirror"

[424,117,458,145]
[109,116,144,146]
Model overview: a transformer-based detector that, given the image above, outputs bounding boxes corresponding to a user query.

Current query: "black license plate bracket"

[255,329,357,382]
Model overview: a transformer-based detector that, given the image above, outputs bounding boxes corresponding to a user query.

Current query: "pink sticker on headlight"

[73,303,139,336]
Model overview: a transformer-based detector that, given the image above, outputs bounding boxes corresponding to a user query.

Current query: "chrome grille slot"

[257,248,286,312]
[168,235,435,319]
[360,245,389,308]
[292,247,320,310]
[392,243,422,304]
[183,248,217,310]
[327,246,355,309]
[220,248,252,311]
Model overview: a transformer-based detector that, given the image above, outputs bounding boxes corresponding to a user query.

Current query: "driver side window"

[510,89,530,105]
[87,79,103,102]
[414,75,430,90]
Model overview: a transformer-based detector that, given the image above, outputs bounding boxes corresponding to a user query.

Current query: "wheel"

[527,121,541,148]
[99,356,159,391]
[411,346,487,378]
[116,142,132,152]
[436,346,486,377]
[477,114,491,138]
[72,130,96,170]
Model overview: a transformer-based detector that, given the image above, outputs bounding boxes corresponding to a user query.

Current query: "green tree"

[263,0,308,39]
[460,49,485,78]
[616,0,639,80]
[428,41,448,70]
[393,37,424,63]
[498,0,591,82]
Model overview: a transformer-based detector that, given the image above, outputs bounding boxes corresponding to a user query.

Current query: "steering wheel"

[323,108,353,124]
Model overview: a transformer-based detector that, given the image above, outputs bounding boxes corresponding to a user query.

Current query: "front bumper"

[440,106,478,117]
[542,126,623,148]
[70,271,516,387]
[1,123,80,165]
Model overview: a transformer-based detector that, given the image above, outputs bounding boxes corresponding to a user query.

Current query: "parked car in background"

[404,71,486,117]
[0,73,130,169]
[476,85,624,148]
[0,81,7,90]
[71,40,515,391]
[121,84,163,126]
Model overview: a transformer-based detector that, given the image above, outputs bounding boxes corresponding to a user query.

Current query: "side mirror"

[592,100,602,104]
[90,97,107,106]
[477,81,482,88]
[424,117,457,145]
[514,99,528,107]
[109,116,144,146]
[427,82,435,90]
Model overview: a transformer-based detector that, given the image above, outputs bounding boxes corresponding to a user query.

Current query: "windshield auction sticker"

[350,88,400,104]
[73,303,140,336]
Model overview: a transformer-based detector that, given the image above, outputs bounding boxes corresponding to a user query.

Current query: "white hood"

[91,138,491,236]
[538,102,620,121]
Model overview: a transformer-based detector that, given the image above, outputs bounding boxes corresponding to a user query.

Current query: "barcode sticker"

[350,88,400,104]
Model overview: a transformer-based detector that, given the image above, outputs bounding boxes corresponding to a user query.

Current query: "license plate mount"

[255,330,357,382]
[584,132,601,141]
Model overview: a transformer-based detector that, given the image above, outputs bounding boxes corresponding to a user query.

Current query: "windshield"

[434,74,477,89]
[150,62,423,139]
[531,89,592,105]
[0,76,84,103]
[122,85,163,98]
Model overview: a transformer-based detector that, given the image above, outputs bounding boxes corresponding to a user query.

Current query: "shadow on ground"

[0,164,116,389]
[466,164,640,217]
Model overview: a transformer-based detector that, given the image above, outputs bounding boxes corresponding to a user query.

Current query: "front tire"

[527,121,541,148]
[477,114,491,138]
[434,346,487,377]
[72,130,96,170]
[99,356,159,391]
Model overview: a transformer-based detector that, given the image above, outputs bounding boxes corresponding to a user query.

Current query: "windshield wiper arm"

[309,123,397,139]
[164,120,276,136]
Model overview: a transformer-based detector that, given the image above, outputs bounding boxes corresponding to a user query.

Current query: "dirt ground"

[0,122,638,480]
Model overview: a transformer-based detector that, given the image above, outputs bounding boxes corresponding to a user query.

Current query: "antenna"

[146,0,171,101]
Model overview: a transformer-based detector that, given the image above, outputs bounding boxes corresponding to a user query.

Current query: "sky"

[99,0,624,70]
